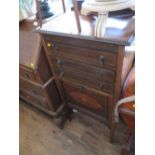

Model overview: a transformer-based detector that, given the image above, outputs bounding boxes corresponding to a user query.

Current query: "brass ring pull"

[99,55,105,65]
[57,59,64,78]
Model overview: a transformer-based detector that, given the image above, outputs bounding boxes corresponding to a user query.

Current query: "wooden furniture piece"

[19,21,65,122]
[36,11,135,140]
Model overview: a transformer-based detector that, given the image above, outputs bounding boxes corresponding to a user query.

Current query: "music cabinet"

[36,11,135,140]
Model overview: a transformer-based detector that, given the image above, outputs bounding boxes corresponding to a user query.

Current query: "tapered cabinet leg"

[53,107,74,129]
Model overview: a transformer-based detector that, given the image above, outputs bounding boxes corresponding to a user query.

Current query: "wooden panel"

[62,80,110,119]
[45,78,62,110]
[19,65,37,82]
[20,100,125,155]
[19,77,45,98]
[44,34,118,52]
[46,41,117,69]
[20,89,49,110]
[51,58,115,94]
[37,46,53,83]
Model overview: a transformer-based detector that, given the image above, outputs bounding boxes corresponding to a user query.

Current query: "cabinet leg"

[53,107,73,129]
[110,122,116,143]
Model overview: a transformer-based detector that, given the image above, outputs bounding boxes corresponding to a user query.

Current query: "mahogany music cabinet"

[36,11,135,140]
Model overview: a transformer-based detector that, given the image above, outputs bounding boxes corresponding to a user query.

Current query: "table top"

[36,11,135,46]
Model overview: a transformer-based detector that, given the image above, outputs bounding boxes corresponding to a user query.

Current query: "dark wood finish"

[43,34,119,51]
[20,89,49,109]
[20,76,47,99]
[36,11,135,141]
[110,46,125,142]
[62,80,110,119]
[19,21,62,114]
[52,58,115,94]
[46,41,117,69]
[40,35,68,103]
[19,76,61,111]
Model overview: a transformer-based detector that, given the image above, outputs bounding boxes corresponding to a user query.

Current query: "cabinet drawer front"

[43,34,118,52]
[62,80,109,118]
[46,42,117,69]
[19,77,45,98]
[20,89,49,110]
[52,58,115,94]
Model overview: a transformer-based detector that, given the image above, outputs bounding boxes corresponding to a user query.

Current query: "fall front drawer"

[19,76,62,110]
[20,89,50,109]
[62,80,110,119]
[20,76,45,97]
[46,41,117,69]
[51,58,115,94]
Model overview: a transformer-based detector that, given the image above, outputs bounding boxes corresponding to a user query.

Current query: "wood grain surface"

[20,100,131,155]
[36,11,135,45]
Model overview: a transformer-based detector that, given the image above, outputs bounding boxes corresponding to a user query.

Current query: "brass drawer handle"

[57,59,62,71]
[47,42,56,48]
[57,59,64,77]
[47,42,51,47]
[47,42,58,51]
[99,55,105,65]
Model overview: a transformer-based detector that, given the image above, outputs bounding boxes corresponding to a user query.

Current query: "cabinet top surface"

[36,11,135,45]
[19,21,41,69]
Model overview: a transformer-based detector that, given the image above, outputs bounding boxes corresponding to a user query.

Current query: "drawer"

[20,89,50,110]
[19,77,45,98]
[62,80,110,119]
[51,58,115,94]
[43,34,118,52]
[46,42,117,69]
[19,65,38,83]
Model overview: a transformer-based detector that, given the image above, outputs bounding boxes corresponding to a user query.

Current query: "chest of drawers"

[36,11,135,140]
[42,33,123,123]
